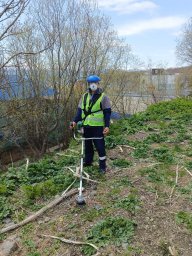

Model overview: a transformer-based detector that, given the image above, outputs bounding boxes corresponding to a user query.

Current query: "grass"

[115,192,141,214]
[112,159,132,168]
[0,97,192,255]
[176,211,192,232]
[86,216,136,246]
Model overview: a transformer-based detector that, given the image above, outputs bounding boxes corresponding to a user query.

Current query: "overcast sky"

[97,0,192,68]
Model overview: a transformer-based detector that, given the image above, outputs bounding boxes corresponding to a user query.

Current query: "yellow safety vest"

[81,92,104,126]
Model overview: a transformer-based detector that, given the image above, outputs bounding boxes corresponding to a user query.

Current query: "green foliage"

[24,239,41,256]
[142,98,192,121]
[0,184,7,195]
[125,116,145,134]
[0,154,77,220]
[152,147,174,163]
[178,182,192,196]
[22,173,74,200]
[81,245,97,256]
[0,196,12,220]
[139,166,174,185]
[173,144,183,153]
[110,117,144,136]
[105,135,130,149]
[132,142,150,159]
[186,161,192,170]
[144,133,167,144]
[176,211,192,232]
[185,148,192,157]
[116,177,133,187]
[116,193,140,214]
[27,156,76,184]
[83,208,105,222]
[86,217,136,246]
[123,246,143,256]
[175,132,191,142]
[112,159,132,168]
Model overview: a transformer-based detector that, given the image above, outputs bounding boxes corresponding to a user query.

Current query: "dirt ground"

[8,154,191,256]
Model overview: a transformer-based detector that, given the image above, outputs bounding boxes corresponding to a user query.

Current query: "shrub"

[152,147,174,163]
[176,211,192,232]
[116,193,140,214]
[86,216,136,246]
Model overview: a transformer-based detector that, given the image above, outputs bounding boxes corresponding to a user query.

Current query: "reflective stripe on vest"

[81,93,104,126]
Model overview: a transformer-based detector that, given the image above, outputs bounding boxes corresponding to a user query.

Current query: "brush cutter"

[70,121,103,206]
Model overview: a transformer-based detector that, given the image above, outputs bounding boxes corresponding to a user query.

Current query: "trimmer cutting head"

[76,195,86,206]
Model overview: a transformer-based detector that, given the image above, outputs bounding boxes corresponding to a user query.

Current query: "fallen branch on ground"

[146,162,161,168]
[184,167,192,177]
[168,245,178,256]
[56,153,79,157]
[0,180,78,234]
[25,158,29,171]
[119,145,135,150]
[169,164,179,200]
[117,145,123,152]
[40,234,100,256]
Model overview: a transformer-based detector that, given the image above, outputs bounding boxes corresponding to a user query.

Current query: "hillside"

[0,97,192,256]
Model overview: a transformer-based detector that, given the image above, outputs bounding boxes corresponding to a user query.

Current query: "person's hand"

[103,127,109,136]
[70,121,76,129]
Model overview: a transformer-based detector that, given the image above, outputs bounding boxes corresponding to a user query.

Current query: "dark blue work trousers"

[83,127,106,170]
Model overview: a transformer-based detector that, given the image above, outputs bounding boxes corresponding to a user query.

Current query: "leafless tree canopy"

[0,0,30,68]
[176,17,192,65]
[0,0,137,158]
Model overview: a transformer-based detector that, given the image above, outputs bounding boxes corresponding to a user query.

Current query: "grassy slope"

[0,97,192,256]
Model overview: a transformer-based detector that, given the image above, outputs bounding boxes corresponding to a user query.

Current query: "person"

[70,75,111,173]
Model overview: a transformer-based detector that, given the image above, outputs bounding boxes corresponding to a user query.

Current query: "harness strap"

[82,93,103,122]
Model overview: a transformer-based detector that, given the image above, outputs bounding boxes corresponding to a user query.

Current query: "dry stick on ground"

[83,170,90,180]
[56,153,79,158]
[25,158,29,171]
[119,144,136,150]
[117,145,123,152]
[146,162,161,168]
[40,234,100,256]
[184,167,192,177]
[0,180,78,235]
[168,246,178,256]
[169,164,179,200]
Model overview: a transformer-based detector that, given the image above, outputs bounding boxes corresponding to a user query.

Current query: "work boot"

[83,162,93,167]
[99,169,106,174]
[99,159,106,172]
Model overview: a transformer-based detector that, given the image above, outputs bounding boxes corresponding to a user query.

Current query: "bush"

[152,147,174,163]
[86,216,136,246]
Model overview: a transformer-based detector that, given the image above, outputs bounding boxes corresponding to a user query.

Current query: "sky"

[96,0,192,68]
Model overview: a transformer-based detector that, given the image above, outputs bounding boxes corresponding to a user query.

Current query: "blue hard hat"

[86,75,101,83]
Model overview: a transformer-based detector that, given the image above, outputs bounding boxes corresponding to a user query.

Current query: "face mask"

[89,83,98,91]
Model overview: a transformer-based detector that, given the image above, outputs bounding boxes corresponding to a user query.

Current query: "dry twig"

[169,164,179,199]
[25,158,29,171]
[40,234,100,256]
[119,145,135,150]
[184,167,192,177]
[117,145,123,152]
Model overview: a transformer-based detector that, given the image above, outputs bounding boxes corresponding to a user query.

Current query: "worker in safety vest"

[70,75,111,173]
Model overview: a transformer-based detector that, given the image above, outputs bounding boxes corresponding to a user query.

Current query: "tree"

[1,0,137,158]
[176,17,192,65]
[0,0,30,68]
